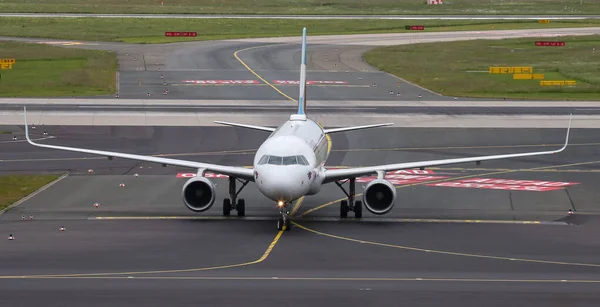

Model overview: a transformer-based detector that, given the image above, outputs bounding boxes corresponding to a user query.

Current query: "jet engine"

[362,179,396,215]
[182,176,216,212]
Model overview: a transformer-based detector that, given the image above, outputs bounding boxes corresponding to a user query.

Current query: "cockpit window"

[297,155,309,165]
[258,155,269,165]
[282,156,298,165]
[259,155,309,166]
[268,155,283,165]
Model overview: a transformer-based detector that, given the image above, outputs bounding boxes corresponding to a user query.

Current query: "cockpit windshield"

[259,155,309,166]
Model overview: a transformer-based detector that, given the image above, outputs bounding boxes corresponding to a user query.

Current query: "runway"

[2,27,600,306]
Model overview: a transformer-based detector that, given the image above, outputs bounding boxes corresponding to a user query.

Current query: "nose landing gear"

[277,202,292,231]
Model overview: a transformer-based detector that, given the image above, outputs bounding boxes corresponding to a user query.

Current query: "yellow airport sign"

[539,19,550,24]
[489,66,532,74]
[540,80,576,86]
[0,58,16,70]
[513,73,544,80]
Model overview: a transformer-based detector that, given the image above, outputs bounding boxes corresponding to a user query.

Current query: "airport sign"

[0,58,15,70]
[405,25,425,30]
[535,41,565,46]
[165,32,197,37]
[489,66,532,74]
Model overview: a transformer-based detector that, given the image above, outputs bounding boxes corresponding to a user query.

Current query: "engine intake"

[362,179,396,215]
[182,176,216,212]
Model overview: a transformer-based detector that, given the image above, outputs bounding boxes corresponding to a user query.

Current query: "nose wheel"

[277,203,292,231]
[222,177,249,217]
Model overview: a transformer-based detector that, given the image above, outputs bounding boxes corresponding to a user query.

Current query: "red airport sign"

[181,80,259,84]
[535,41,565,46]
[165,32,197,37]
[405,25,425,30]
[273,80,348,85]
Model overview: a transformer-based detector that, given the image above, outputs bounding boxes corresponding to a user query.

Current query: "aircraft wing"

[214,121,276,132]
[323,123,394,134]
[324,116,571,183]
[22,108,255,181]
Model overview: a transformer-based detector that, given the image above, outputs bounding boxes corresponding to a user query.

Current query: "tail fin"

[297,27,307,115]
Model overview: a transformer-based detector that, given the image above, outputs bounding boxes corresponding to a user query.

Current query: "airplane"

[23,28,571,231]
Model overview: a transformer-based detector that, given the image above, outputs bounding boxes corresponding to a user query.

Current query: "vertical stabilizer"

[297,27,307,116]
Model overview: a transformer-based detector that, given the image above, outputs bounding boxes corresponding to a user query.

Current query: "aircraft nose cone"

[256,166,308,202]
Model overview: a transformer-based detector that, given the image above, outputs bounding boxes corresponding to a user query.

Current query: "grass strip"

[0,175,60,211]
[364,35,600,100]
[0,18,599,43]
[0,0,599,15]
[0,41,116,97]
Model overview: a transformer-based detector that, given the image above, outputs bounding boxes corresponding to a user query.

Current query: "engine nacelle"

[362,179,396,215]
[182,176,216,212]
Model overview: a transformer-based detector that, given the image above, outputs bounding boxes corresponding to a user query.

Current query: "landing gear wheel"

[237,199,245,217]
[340,200,349,218]
[223,198,231,216]
[277,218,284,230]
[285,218,291,231]
[354,200,363,218]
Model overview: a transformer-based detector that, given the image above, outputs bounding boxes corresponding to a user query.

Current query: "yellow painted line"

[6,276,600,283]
[93,216,546,225]
[371,218,541,224]
[530,160,600,170]
[233,44,298,103]
[289,197,305,217]
[292,222,600,268]
[0,229,285,279]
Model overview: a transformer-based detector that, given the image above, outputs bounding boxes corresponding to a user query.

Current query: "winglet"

[23,106,33,144]
[561,113,572,151]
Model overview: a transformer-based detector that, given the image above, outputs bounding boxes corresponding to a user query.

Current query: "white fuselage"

[253,116,329,203]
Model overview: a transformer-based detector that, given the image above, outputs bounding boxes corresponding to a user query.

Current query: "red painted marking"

[535,41,565,46]
[426,182,565,192]
[165,32,197,37]
[325,168,435,175]
[452,178,577,187]
[176,173,228,178]
[356,174,449,185]
[181,80,259,84]
[273,80,348,85]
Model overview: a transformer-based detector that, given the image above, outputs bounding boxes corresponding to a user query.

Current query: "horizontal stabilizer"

[323,123,394,134]
[214,121,276,132]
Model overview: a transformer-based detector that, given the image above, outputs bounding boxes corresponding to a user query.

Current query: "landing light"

[277,201,284,207]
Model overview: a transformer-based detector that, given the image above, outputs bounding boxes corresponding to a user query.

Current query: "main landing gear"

[277,202,292,231]
[335,178,362,218]
[222,176,249,217]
